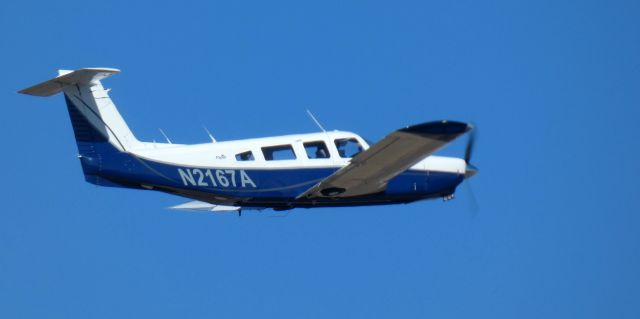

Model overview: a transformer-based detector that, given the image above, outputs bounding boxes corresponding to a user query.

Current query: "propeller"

[463,124,479,215]
[464,175,479,216]
[464,125,476,164]
[464,124,478,179]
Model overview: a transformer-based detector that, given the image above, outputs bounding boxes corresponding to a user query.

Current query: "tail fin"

[19,68,143,188]
[19,68,140,152]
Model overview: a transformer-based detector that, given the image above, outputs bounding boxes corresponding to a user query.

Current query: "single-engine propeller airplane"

[19,68,478,214]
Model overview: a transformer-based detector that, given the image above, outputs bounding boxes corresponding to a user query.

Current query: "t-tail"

[18,68,143,188]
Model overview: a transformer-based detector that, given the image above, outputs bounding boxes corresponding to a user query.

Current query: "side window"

[235,151,254,161]
[303,141,330,159]
[262,145,297,161]
[335,138,363,158]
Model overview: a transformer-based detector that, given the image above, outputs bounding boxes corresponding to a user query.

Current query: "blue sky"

[1,0,639,318]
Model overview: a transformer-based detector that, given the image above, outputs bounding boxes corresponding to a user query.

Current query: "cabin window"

[335,138,363,158]
[235,151,254,161]
[262,145,297,161]
[303,141,330,159]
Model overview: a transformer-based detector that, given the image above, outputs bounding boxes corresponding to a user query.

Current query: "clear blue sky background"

[1,0,639,318]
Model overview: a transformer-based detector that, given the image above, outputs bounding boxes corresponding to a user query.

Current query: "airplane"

[18,68,478,214]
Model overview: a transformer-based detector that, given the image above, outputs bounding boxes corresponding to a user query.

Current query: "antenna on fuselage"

[203,126,217,143]
[306,109,326,132]
[158,128,173,144]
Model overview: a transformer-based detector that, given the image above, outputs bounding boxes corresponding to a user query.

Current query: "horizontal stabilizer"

[18,68,120,97]
[169,201,241,212]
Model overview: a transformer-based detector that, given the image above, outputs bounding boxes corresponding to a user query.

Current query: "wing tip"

[401,120,471,135]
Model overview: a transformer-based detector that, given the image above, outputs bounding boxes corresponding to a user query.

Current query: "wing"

[297,120,471,199]
[169,201,265,213]
[169,201,241,212]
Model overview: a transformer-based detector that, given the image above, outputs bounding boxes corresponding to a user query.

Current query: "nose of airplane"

[465,163,478,179]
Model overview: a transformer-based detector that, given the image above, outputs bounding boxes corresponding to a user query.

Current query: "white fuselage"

[131,130,467,174]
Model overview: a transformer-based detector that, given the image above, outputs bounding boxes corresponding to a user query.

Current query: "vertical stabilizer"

[19,68,141,152]
[18,68,144,188]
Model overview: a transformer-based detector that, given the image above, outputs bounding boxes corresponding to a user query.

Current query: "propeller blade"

[462,123,478,216]
[464,126,476,164]
[464,179,479,217]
